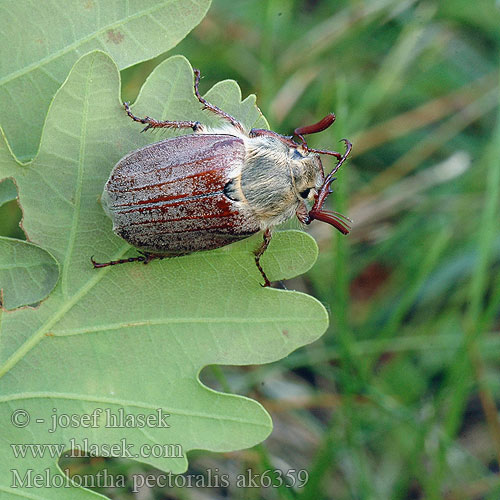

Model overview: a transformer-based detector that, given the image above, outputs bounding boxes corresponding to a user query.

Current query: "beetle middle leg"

[123,102,202,133]
[254,228,272,287]
[193,69,246,134]
[91,252,164,269]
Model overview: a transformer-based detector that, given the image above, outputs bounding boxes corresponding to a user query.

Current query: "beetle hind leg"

[193,69,245,134]
[91,252,164,269]
[254,229,272,287]
[123,102,202,133]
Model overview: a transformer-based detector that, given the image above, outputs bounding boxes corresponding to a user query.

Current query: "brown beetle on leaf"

[92,69,352,286]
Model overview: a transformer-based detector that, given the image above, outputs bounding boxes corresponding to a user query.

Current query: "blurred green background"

[4,0,500,498]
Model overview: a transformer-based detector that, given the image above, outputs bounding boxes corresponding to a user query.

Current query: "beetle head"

[245,115,352,232]
[290,114,353,234]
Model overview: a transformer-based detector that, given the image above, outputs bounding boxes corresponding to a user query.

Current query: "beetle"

[92,69,352,286]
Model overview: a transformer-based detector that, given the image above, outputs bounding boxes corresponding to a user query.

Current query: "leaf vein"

[53,317,323,336]
[0,0,181,87]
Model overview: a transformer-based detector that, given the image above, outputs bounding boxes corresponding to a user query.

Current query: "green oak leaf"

[0,51,328,499]
[0,179,17,208]
[0,237,59,310]
[0,0,212,161]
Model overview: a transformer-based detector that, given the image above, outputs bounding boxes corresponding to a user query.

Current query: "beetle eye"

[299,188,311,199]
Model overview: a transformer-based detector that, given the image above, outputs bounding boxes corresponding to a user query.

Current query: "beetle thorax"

[238,136,324,228]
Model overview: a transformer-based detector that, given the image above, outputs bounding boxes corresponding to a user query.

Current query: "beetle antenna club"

[95,69,352,286]
[294,113,336,147]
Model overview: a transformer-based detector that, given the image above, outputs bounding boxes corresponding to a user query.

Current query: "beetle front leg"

[254,229,272,287]
[296,202,309,224]
[123,102,202,133]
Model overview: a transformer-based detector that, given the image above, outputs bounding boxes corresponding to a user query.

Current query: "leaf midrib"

[0,392,269,426]
[60,50,91,298]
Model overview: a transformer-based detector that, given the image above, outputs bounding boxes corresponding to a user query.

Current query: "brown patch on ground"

[350,262,391,302]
